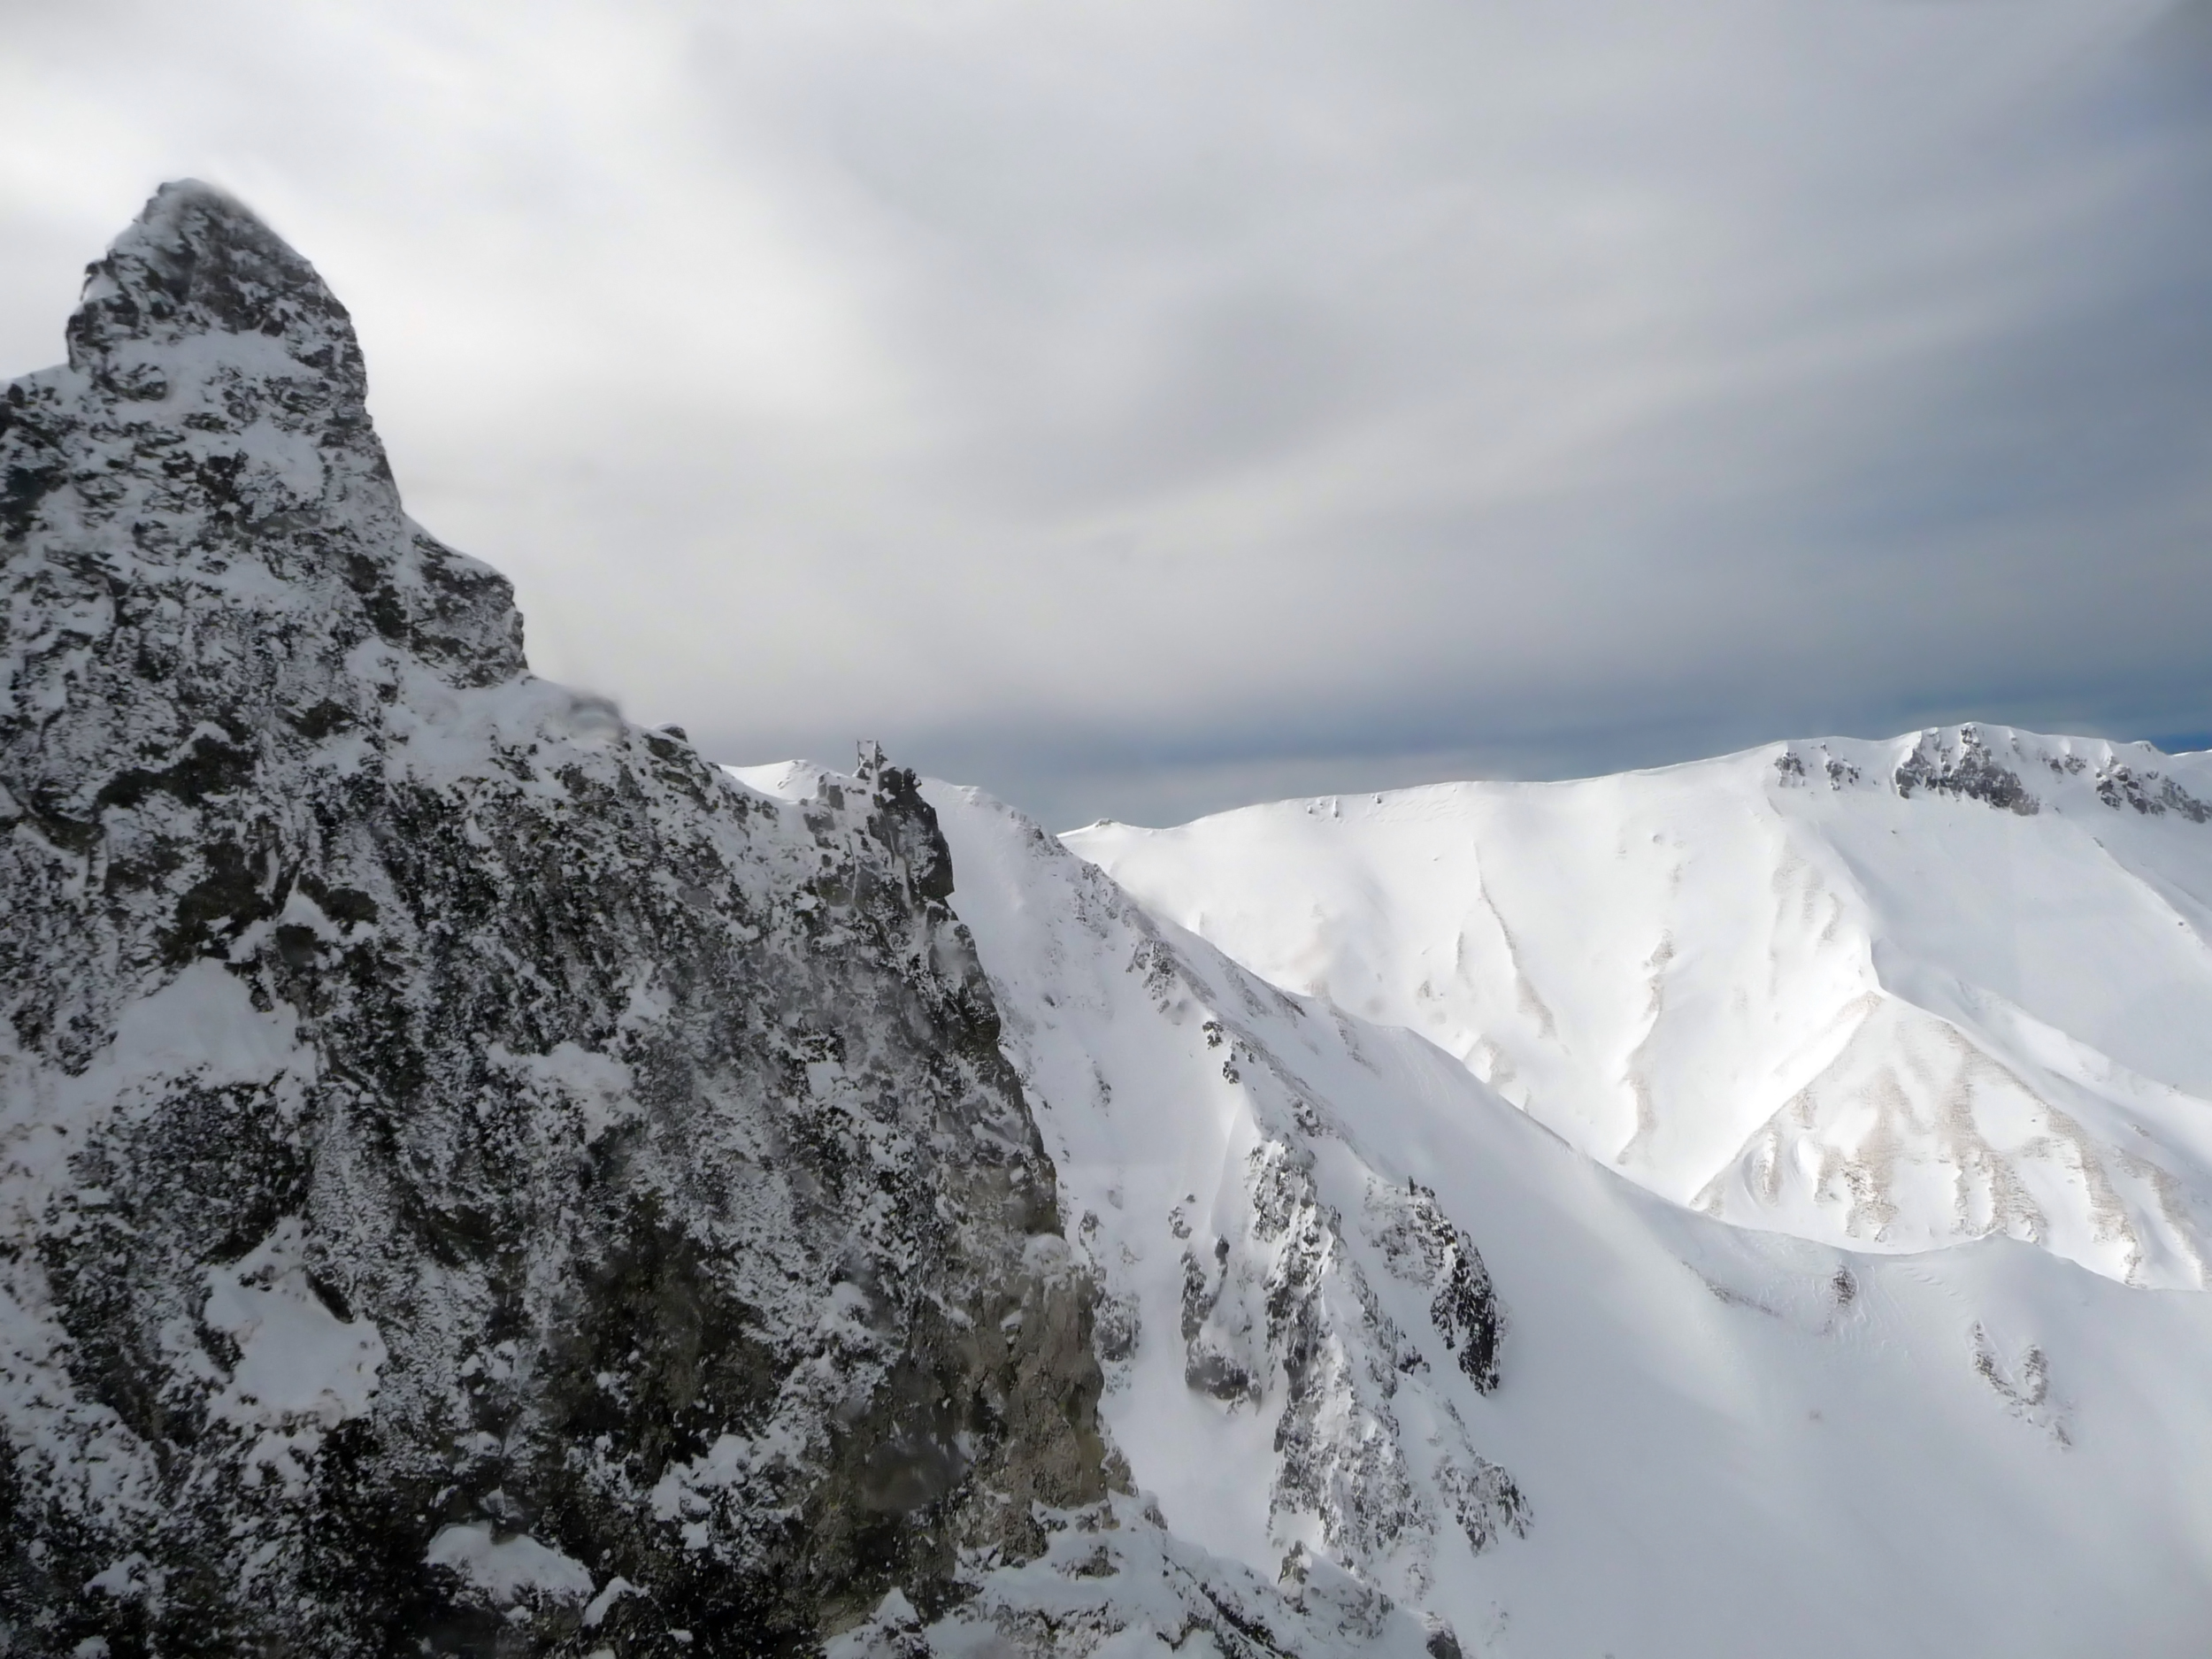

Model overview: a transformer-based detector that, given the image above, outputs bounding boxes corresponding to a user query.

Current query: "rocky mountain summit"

[0,182,1439,1657]
[12,182,2212,1659]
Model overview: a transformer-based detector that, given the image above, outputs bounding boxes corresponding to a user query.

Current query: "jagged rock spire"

[1,180,524,813]
[64,180,368,413]
[0,187,1118,1654]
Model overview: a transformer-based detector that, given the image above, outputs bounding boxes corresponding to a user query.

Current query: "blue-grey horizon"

[4,0,2208,830]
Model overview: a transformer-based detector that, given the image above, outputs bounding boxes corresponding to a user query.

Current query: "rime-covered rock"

[0,181,1118,1655]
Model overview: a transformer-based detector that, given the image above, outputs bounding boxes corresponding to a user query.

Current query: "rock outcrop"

[0,182,1116,1655]
[920,780,1529,1622]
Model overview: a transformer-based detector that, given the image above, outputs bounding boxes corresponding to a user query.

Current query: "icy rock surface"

[0,183,1125,1654]
[1070,725,2212,1287]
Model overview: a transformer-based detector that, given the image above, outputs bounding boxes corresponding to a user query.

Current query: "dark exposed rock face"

[0,183,1114,1655]
[1891,726,2038,816]
[1373,1181,1502,1394]
[2092,761,2212,823]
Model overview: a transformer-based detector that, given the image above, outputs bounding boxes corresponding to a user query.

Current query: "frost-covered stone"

[0,182,1115,1655]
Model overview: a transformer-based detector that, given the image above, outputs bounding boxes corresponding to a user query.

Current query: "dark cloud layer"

[4,0,2208,827]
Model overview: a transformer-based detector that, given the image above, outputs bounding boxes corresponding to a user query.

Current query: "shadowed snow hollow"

[1066,726,2212,1287]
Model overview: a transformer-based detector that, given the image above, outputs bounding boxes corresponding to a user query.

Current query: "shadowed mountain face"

[0,182,1117,1655]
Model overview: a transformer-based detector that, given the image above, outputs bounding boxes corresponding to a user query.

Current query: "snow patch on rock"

[423,1524,594,1606]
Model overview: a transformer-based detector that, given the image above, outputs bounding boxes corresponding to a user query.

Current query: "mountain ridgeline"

[11,182,2212,1659]
[1071,724,2212,1291]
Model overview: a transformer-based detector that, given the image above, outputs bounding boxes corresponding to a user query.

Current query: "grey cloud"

[3,0,2208,829]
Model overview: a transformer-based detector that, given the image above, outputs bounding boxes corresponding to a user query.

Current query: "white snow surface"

[198,1217,387,1494]
[1065,726,2212,1288]
[422,1524,595,1607]
[882,764,2212,1658]
[200,1218,385,1432]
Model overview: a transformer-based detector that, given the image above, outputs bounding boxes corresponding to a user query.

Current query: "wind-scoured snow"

[1068,726,2212,1287]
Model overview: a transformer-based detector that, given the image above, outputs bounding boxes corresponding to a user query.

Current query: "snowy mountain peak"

[64,180,366,403]
[1,188,1146,1655]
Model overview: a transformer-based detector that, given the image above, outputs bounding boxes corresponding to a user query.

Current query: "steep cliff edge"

[0,182,1117,1655]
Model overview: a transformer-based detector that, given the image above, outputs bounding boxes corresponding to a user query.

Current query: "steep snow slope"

[741,760,2212,1655]
[919,773,2212,1658]
[1066,728,2212,1287]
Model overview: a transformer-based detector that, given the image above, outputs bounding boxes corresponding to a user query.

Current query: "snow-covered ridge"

[1067,724,2212,1287]
[907,771,2212,1657]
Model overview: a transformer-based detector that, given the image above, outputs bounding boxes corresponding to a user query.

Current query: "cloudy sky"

[4,1,2209,826]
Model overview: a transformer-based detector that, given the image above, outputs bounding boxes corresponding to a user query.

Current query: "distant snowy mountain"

[1068,727,2212,1288]
[10,180,2212,1659]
